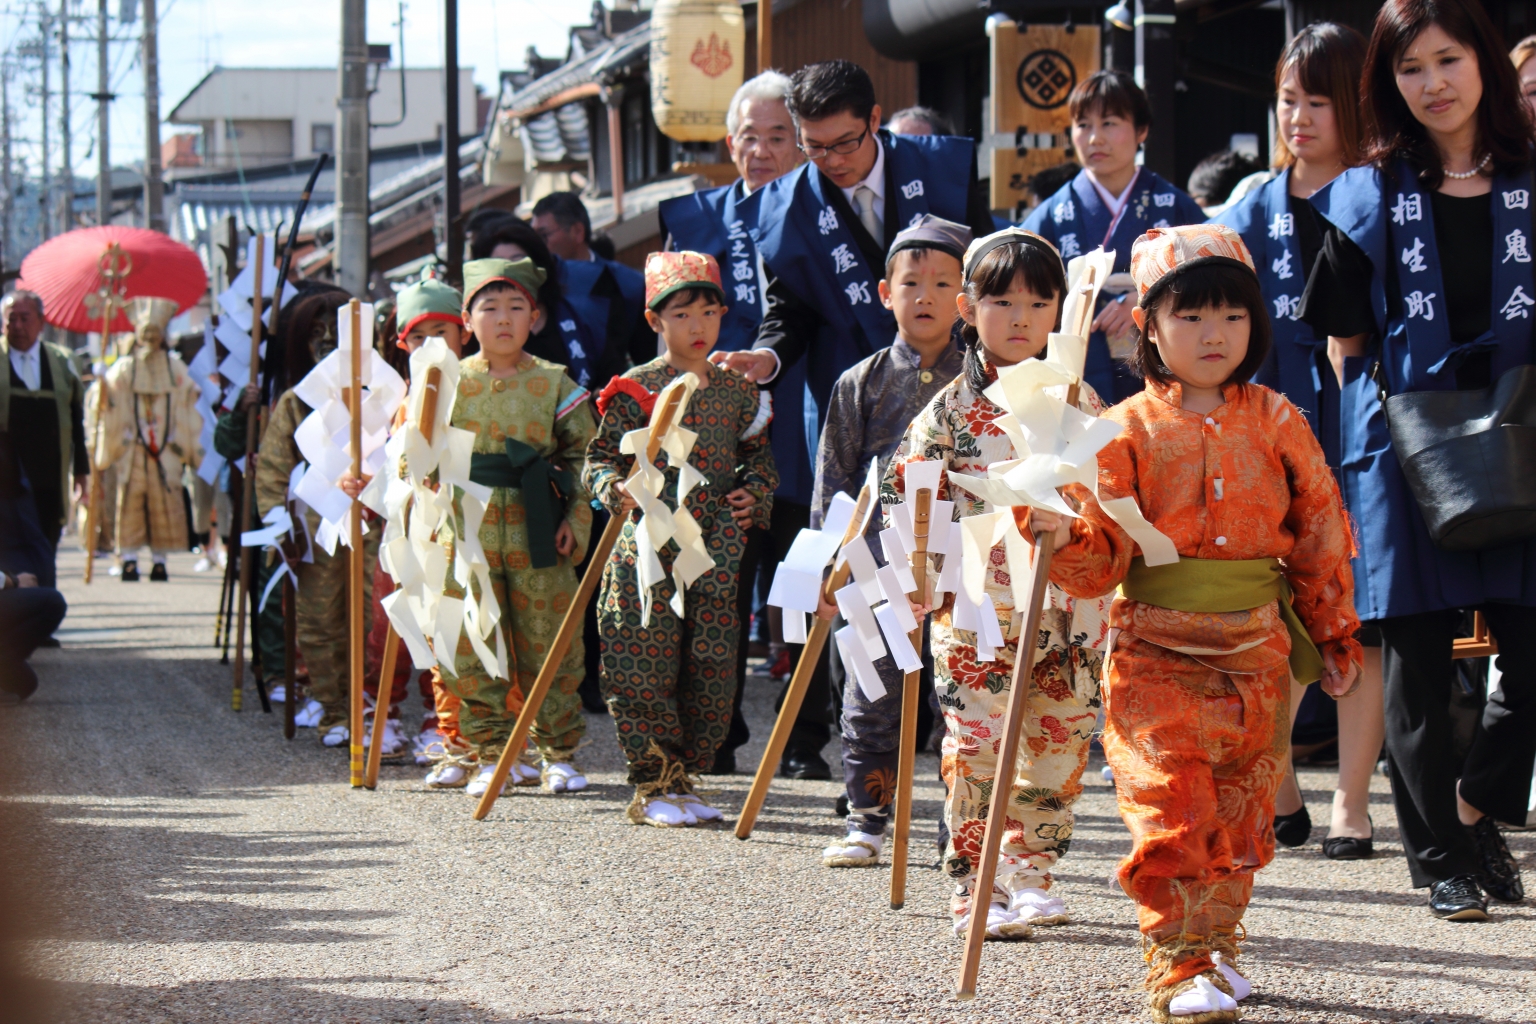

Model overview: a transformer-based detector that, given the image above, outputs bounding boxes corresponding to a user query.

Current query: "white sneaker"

[822,830,883,867]
[294,699,324,728]
[1168,974,1238,1016]
[672,791,721,822]
[414,726,446,766]
[322,724,349,747]
[424,758,472,788]
[1212,954,1251,1001]
[466,764,505,798]
[193,556,214,573]
[542,762,588,793]
[1008,886,1070,926]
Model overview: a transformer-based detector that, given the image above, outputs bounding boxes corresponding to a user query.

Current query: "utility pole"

[39,2,52,240]
[336,0,369,296]
[94,0,109,225]
[443,0,460,284]
[59,0,72,232]
[142,0,164,230]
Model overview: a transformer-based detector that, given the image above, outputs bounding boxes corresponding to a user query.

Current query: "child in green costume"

[429,258,598,797]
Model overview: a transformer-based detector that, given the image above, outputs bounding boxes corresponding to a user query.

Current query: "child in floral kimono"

[583,251,776,827]
[884,228,1113,941]
[1036,224,1361,1023]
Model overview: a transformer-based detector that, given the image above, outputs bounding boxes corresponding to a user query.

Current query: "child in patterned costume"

[427,258,597,798]
[884,229,1113,940]
[1037,224,1362,1023]
[583,251,776,827]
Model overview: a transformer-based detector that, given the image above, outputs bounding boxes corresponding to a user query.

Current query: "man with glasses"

[713,60,992,779]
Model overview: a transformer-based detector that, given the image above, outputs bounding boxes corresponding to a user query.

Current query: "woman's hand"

[1321,649,1361,698]
[726,488,757,521]
[1091,294,1135,339]
[613,480,639,513]
[1019,507,1074,551]
[555,519,575,557]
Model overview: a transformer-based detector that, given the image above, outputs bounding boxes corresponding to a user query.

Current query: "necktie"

[854,185,881,242]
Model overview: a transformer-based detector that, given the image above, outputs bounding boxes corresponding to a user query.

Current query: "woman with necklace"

[1300,0,1535,922]
[1218,22,1383,864]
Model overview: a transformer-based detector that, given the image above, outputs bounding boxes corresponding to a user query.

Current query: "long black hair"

[959,240,1066,394]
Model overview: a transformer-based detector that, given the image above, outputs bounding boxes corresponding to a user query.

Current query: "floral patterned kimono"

[884,365,1112,901]
[1051,377,1361,992]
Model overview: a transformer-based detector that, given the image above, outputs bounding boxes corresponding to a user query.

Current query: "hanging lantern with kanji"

[649,0,745,142]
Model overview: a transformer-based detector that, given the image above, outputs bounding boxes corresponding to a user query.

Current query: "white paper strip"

[835,623,886,701]
[875,604,923,673]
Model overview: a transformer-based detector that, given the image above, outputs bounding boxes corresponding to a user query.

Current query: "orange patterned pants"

[1101,633,1290,987]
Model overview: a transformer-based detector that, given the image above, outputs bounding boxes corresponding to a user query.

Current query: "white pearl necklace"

[1444,153,1491,180]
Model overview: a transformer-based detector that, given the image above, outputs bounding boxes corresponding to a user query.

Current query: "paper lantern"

[649,0,744,142]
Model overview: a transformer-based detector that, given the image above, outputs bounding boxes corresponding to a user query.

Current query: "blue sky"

[1,0,596,182]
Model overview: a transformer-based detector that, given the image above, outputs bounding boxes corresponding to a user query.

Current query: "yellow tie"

[854,185,881,242]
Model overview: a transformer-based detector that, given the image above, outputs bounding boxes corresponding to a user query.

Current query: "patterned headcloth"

[1129,223,1256,305]
[462,257,547,310]
[645,250,725,310]
[395,278,464,339]
[888,214,973,264]
[962,227,1062,283]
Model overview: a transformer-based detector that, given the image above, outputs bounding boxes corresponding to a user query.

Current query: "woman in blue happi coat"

[1217,22,1385,866]
[1021,70,1205,403]
[1299,0,1536,921]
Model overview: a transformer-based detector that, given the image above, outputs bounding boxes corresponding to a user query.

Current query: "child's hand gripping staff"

[945,247,1172,999]
[472,377,691,821]
[888,485,930,911]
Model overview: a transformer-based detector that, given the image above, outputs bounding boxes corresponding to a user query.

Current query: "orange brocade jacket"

[1051,377,1364,676]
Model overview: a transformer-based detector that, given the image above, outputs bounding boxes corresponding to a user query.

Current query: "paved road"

[2,547,1533,1024]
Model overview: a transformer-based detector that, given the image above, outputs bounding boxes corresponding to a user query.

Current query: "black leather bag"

[1382,363,1536,551]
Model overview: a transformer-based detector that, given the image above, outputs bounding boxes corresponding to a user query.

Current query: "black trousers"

[0,585,67,698]
[723,499,836,757]
[1378,604,1536,887]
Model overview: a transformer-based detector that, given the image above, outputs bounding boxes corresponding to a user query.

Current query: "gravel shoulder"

[1,547,1532,1024]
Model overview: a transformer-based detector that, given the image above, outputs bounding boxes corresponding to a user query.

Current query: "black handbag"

[1380,362,1536,551]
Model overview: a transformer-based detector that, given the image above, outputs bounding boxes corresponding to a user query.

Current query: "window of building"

[312,123,335,153]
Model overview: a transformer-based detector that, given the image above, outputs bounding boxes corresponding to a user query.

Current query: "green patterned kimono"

[583,359,777,785]
[439,353,595,763]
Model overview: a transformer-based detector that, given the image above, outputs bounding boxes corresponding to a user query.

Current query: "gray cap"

[887,214,972,264]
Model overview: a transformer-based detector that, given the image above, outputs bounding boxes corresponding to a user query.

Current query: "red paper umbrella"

[17,226,208,334]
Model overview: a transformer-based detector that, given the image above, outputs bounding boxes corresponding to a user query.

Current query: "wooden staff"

[232,234,267,712]
[283,573,298,740]
[889,486,931,910]
[365,365,443,789]
[473,384,687,821]
[735,483,874,840]
[347,299,366,788]
[956,269,1096,998]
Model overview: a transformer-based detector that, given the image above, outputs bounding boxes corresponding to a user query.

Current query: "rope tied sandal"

[1144,936,1238,1024]
[626,750,698,827]
[1210,925,1251,1002]
[1008,885,1071,926]
[540,742,591,794]
[822,832,884,868]
[422,742,477,789]
[951,883,1032,941]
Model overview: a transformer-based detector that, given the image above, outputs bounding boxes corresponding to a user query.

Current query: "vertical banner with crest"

[988,22,1101,212]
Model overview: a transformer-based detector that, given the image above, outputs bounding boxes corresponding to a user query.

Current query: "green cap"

[395,278,465,337]
[462,257,547,309]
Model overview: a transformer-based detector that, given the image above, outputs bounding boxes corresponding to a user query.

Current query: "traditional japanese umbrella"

[17,225,206,332]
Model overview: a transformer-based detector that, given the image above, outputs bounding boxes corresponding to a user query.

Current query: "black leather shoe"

[779,750,832,780]
[149,562,168,581]
[702,748,737,775]
[1429,874,1489,920]
[1471,815,1525,903]
[1273,805,1312,847]
[120,561,140,581]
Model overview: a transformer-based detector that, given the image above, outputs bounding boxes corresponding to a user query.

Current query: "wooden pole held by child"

[365,366,442,789]
[734,482,874,841]
[347,299,365,788]
[472,383,688,821]
[232,234,266,711]
[889,486,931,910]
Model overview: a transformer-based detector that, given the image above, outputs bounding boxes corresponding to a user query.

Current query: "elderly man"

[0,290,87,563]
[886,105,953,136]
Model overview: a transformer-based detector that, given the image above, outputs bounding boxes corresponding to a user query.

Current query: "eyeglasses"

[797,128,869,160]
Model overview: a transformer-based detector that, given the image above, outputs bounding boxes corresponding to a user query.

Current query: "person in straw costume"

[93,296,202,581]
[1036,223,1361,1022]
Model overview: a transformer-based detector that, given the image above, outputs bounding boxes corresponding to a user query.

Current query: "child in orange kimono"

[1033,225,1362,1023]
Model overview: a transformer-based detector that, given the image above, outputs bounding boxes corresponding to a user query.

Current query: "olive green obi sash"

[1122,556,1325,684]
[467,438,573,569]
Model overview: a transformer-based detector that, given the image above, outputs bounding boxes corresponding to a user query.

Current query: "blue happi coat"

[560,255,645,384]
[752,130,975,503]
[1217,169,1335,456]
[1313,162,1536,620]
[1022,167,1206,402]
[658,180,766,353]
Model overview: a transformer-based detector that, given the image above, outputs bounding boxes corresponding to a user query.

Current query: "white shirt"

[9,344,41,391]
[839,138,887,235]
